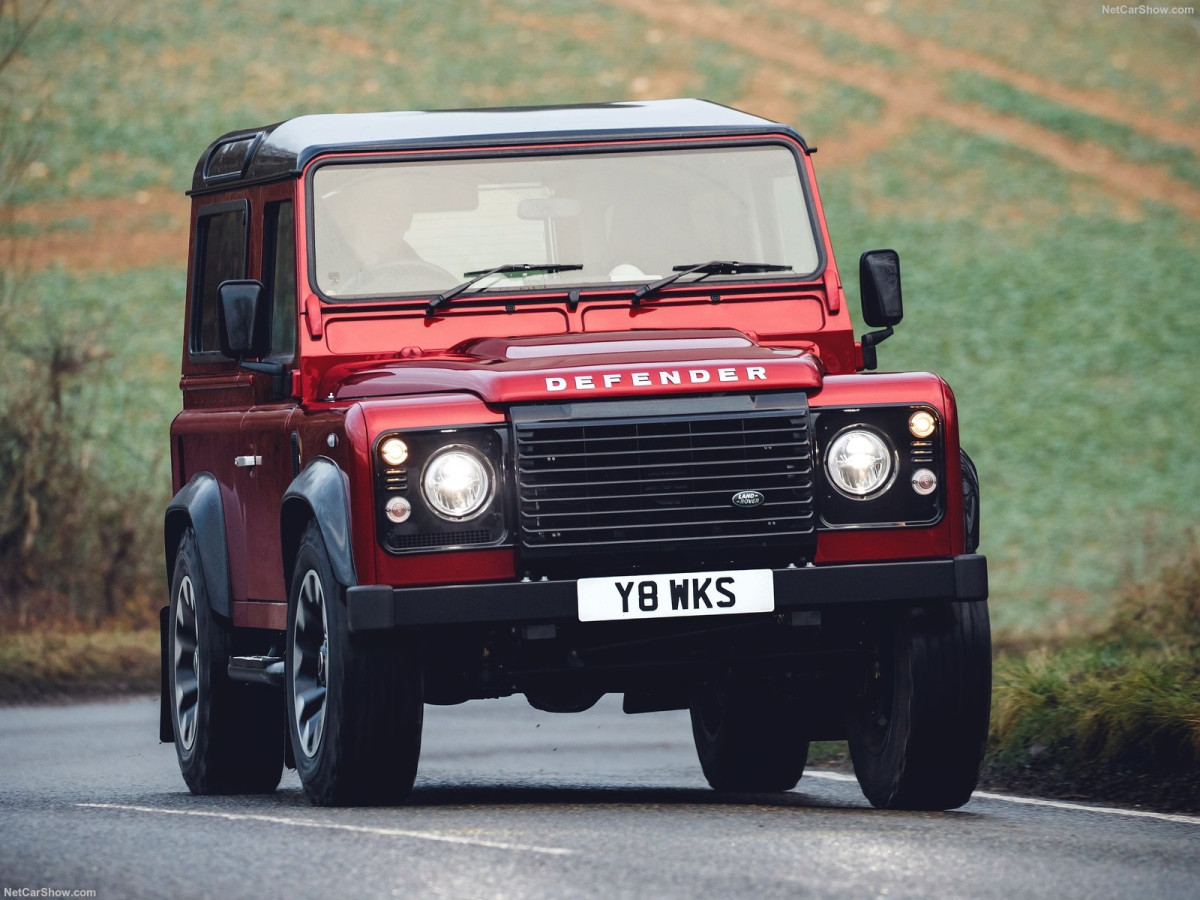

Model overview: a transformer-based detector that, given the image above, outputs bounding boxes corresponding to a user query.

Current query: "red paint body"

[170,104,968,632]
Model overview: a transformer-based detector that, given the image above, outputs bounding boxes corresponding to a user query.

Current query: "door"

[237,198,300,604]
[176,199,256,601]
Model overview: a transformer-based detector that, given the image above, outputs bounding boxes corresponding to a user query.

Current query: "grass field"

[2,0,1198,632]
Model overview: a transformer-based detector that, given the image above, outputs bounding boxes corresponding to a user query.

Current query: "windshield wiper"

[631,260,793,306]
[425,263,584,315]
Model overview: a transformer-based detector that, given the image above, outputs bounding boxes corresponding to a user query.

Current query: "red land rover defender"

[161,99,989,809]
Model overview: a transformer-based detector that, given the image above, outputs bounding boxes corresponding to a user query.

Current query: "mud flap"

[159,605,173,743]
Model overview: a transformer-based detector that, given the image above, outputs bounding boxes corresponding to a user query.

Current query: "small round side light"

[912,468,938,496]
[380,437,409,467]
[385,496,412,523]
[908,410,937,439]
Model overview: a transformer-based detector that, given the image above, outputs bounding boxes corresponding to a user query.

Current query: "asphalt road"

[1,696,1197,900]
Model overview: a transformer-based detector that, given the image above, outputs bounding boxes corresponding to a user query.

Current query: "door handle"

[234,455,263,468]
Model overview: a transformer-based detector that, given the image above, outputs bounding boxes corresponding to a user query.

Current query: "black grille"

[514,399,815,556]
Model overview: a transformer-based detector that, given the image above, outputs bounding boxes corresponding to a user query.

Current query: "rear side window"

[191,201,248,355]
[264,200,297,361]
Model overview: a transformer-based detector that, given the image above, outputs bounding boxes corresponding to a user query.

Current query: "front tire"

[847,601,992,810]
[690,689,809,792]
[286,521,423,806]
[168,528,283,794]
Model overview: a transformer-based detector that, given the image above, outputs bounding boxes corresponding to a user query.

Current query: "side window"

[191,201,248,355]
[264,200,296,361]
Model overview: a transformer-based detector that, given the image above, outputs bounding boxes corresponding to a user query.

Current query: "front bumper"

[346,553,988,632]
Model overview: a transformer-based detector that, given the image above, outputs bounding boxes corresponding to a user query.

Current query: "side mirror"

[217,280,268,360]
[860,249,903,327]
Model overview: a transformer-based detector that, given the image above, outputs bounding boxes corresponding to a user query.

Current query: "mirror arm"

[239,360,290,398]
[859,326,893,371]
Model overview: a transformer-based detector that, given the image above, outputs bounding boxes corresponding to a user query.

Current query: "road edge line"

[805,770,1200,825]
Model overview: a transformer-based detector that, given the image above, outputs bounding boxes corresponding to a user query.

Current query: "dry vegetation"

[985,540,1200,811]
[0,1,161,632]
[0,627,158,701]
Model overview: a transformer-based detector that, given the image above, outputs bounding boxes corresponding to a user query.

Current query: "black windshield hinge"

[860,326,893,371]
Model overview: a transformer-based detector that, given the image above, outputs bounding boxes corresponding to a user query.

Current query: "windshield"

[311,144,821,300]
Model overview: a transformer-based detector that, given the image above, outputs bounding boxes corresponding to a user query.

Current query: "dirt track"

[2,189,187,273]
[3,0,1197,273]
[610,0,1200,218]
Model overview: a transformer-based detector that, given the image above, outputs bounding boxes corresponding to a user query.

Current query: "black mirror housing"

[217,280,268,359]
[860,249,903,328]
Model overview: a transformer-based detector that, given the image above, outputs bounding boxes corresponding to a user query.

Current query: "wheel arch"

[960,449,981,554]
[164,472,231,618]
[281,457,357,590]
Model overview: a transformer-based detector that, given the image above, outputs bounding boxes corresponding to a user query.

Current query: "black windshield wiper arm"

[631,260,793,306]
[425,263,584,315]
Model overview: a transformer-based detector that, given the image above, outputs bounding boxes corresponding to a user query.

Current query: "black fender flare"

[164,472,232,618]
[960,449,981,554]
[281,457,357,590]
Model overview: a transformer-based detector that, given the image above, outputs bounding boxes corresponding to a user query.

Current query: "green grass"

[710,0,906,70]
[786,81,884,146]
[6,0,755,203]
[825,0,1200,127]
[986,542,1200,807]
[3,1,1199,635]
[949,71,1200,189]
[992,644,1200,767]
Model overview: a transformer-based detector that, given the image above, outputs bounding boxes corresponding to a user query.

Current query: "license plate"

[577,569,774,622]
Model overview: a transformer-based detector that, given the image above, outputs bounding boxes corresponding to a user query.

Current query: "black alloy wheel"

[169,527,283,794]
[285,521,424,806]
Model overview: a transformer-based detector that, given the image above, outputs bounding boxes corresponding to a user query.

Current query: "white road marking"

[76,803,574,855]
[804,771,1200,826]
[81,777,1200,835]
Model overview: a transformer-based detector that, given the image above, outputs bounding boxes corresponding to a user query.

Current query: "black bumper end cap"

[954,553,989,602]
[346,584,396,631]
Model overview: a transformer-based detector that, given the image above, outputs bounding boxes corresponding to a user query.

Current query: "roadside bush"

[987,539,1200,807]
[1,1,162,630]
[0,627,158,701]
[0,273,162,629]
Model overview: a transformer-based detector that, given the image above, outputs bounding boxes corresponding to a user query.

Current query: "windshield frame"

[303,136,828,306]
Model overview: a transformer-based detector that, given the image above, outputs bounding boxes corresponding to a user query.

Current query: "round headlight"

[421,447,493,520]
[379,437,409,467]
[825,429,895,497]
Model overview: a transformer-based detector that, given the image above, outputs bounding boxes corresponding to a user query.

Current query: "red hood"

[324,329,823,404]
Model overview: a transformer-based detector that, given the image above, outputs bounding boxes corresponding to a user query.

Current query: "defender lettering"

[544,365,768,393]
